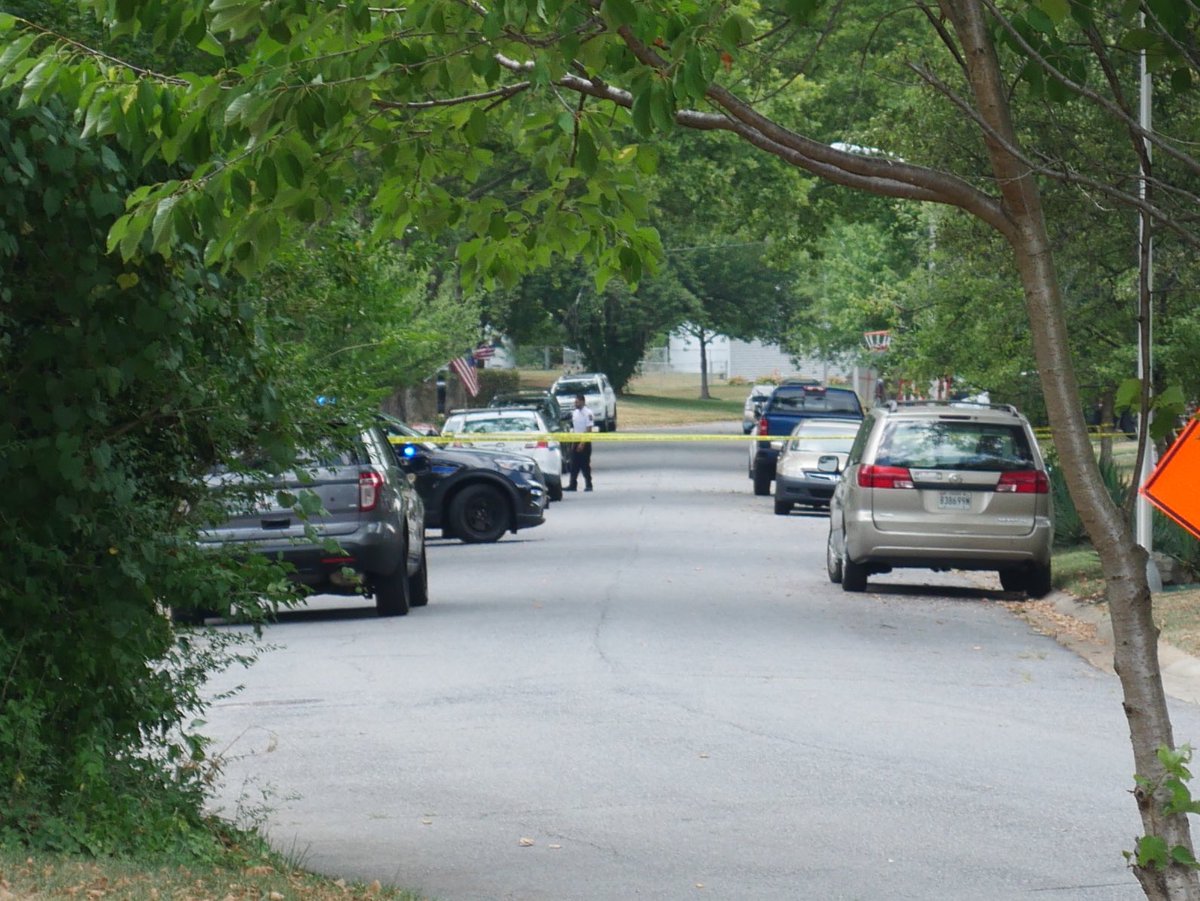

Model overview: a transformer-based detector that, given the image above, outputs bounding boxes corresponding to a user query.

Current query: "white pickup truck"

[550,372,618,432]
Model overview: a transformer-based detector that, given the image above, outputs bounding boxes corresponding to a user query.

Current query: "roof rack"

[884,399,1019,416]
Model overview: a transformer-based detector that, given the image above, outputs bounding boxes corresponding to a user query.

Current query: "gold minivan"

[826,402,1055,596]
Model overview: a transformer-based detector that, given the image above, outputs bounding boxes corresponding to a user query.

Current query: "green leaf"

[1115,377,1142,413]
[1136,835,1170,869]
[197,31,224,56]
[0,33,36,76]
[257,157,277,202]
[630,89,652,136]
[601,0,638,28]
[224,92,255,126]
[278,151,303,188]
[1170,845,1199,867]
[151,196,178,253]
[576,130,598,175]
[230,171,252,206]
[1036,0,1071,23]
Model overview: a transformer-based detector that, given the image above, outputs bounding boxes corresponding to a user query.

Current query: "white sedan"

[440,408,564,501]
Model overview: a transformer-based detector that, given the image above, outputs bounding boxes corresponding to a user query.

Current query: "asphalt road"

[203,424,1200,900]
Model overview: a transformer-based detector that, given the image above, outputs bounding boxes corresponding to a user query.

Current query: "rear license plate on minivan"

[938,491,972,511]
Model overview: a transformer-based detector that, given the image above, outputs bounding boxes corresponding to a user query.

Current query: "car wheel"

[373,563,411,617]
[774,498,791,516]
[998,568,1026,593]
[1026,562,1053,599]
[449,483,508,543]
[610,414,617,432]
[842,552,868,592]
[408,544,429,608]
[753,465,772,497]
[548,479,563,502]
[826,531,843,584]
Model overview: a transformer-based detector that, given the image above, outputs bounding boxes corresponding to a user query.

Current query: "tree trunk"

[945,3,1197,896]
[698,327,711,399]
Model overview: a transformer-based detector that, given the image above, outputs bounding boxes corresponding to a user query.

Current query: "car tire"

[842,553,868,592]
[774,498,791,516]
[610,414,617,432]
[408,544,429,608]
[826,531,843,584]
[753,465,772,497]
[449,483,508,543]
[548,478,563,502]
[1026,562,1053,599]
[998,568,1026,593]
[374,562,411,617]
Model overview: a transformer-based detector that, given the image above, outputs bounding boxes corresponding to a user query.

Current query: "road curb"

[1010,590,1200,706]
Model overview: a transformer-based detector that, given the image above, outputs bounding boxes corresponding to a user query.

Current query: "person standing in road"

[567,393,594,492]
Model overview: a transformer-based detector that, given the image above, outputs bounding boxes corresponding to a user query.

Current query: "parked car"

[825,401,1054,597]
[441,407,565,501]
[550,372,618,432]
[489,390,571,433]
[773,417,861,515]
[749,383,864,496]
[380,415,548,543]
[742,383,776,433]
[190,423,428,620]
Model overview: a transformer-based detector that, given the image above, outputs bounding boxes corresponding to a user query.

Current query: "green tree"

[6,3,1200,891]
[0,92,301,855]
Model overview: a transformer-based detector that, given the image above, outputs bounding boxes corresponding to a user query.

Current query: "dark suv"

[380,415,547,543]
[192,424,428,619]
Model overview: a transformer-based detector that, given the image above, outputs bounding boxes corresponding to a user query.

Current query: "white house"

[650,329,855,383]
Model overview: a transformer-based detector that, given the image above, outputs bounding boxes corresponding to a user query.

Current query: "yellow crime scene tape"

[397,432,846,445]
[394,426,1128,446]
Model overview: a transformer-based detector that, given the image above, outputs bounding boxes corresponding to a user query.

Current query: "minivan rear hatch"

[867,417,1046,537]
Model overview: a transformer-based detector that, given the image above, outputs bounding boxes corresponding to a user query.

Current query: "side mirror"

[817,455,841,474]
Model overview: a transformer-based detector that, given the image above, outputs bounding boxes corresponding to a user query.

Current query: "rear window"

[449,414,542,433]
[875,420,1034,471]
[788,422,859,453]
[769,387,861,414]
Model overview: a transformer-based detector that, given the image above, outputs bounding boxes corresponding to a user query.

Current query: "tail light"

[858,465,915,489]
[358,469,384,511]
[996,470,1050,494]
[525,440,549,449]
[758,416,769,435]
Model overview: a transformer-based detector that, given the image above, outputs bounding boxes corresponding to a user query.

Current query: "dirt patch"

[1153,586,1200,658]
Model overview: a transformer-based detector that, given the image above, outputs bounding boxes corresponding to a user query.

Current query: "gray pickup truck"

[180,424,428,622]
[748,383,864,496]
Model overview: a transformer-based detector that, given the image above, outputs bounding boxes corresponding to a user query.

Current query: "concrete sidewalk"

[1014,591,1200,706]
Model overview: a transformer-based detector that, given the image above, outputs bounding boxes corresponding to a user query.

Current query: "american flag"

[449,354,480,397]
[472,341,496,361]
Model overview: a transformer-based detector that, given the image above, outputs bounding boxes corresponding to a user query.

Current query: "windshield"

[876,421,1035,472]
[553,379,596,396]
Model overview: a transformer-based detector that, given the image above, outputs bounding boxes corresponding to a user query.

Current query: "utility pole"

[1135,28,1162,591]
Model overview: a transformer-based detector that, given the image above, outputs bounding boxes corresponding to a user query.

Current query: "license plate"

[938,491,972,511]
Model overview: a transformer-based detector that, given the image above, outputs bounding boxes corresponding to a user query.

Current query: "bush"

[479,367,521,398]
[0,93,297,857]
[1047,451,1129,548]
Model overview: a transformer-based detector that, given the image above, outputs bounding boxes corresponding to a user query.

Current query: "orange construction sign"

[1141,418,1200,541]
